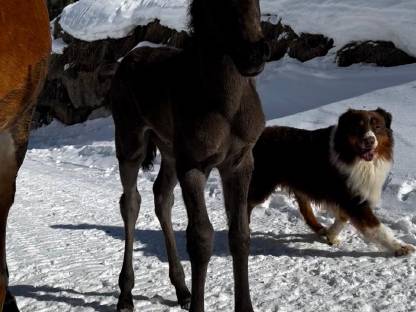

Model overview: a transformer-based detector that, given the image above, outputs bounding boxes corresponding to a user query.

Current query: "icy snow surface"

[60,0,416,57]
[258,57,416,118]
[8,71,416,310]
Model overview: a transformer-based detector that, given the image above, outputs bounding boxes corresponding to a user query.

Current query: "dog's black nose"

[363,136,375,148]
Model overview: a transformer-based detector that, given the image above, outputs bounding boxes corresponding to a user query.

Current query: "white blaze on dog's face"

[335,108,393,163]
[331,108,394,206]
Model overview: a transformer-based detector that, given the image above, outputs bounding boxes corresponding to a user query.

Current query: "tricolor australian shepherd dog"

[248,108,415,256]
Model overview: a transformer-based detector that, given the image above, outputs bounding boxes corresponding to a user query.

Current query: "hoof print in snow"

[337,41,416,67]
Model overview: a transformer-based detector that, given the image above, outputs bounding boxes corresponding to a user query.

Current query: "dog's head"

[334,108,393,163]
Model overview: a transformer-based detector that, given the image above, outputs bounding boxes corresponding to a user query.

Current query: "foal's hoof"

[117,293,134,312]
[394,244,416,257]
[4,290,19,312]
[180,300,191,311]
[178,290,191,310]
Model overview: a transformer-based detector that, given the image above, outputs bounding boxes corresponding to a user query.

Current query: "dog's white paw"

[326,235,341,246]
[394,244,416,257]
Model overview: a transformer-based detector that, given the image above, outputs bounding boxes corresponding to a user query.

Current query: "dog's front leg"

[344,200,415,256]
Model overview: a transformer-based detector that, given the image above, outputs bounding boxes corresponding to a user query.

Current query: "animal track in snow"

[398,179,416,202]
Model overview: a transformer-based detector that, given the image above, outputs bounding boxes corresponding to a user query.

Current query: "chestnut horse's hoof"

[3,290,19,312]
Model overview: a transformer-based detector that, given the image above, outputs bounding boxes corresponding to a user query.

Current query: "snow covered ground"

[7,61,416,311]
[7,2,416,309]
[258,57,416,118]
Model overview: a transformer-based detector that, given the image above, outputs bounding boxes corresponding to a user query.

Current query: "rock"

[288,33,334,62]
[261,21,298,62]
[261,20,333,63]
[35,11,414,127]
[337,41,416,67]
[37,19,188,125]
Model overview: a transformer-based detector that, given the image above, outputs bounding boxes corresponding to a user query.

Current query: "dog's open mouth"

[359,148,376,161]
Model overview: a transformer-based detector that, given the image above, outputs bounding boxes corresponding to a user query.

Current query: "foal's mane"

[188,0,209,37]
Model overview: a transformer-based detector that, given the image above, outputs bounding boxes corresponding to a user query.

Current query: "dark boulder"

[337,41,416,67]
[37,19,188,125]
[288,33,334,62]
[261,20,298,61]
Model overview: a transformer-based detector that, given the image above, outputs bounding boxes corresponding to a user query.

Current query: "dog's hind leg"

[322,204,349,246]
[295,193,326,236]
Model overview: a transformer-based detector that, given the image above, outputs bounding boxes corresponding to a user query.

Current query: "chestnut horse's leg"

[153,159,191,309]
[177,165,213,312]
[0,132,18,311]
[115,127,148,312]
[0,100,35,311]
[219,150,254,312]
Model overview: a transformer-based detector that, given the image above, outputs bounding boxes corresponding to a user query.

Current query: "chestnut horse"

[110,0,269,311]
[0,1,50,310]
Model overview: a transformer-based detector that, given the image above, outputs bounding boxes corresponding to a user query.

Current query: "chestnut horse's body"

[0,0,50,310]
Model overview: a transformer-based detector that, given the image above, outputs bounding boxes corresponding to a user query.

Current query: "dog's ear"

[375,107,392,129]
[338,108,355,126]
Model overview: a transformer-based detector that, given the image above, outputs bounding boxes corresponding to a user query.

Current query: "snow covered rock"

[35,0,416,127]
[47,0,78,19]
[288,33,334,63]
[337,41,416,67]
[36,20,187,126]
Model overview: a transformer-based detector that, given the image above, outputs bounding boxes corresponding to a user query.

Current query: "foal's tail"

[142,139,157,171]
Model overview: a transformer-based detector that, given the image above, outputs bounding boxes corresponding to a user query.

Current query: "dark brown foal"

[110,0,269,311]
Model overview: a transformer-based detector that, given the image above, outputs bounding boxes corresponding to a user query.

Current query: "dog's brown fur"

[0,1,50,310]
[248,109,415,256]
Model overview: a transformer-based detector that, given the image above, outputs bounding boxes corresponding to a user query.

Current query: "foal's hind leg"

[115,128,147,312]
[153,160,191,308]
[177,164,213,312]
[219,150,255,312]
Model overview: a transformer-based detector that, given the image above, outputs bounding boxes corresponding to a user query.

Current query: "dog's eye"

[374,124,383,132]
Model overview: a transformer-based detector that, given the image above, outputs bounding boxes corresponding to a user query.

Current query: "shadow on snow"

[51,223,387,260]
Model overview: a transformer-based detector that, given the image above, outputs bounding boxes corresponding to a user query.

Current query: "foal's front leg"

[177,166,213,312]
[219,150,254,312]
[153,160,191,308]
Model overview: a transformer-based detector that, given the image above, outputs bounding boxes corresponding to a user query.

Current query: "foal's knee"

[153,186,174,221]
[119,191,141,221]
[186,223,214,264]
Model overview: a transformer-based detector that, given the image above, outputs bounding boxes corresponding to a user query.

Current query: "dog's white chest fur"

[332,155,391,206]
[344,159,391,205]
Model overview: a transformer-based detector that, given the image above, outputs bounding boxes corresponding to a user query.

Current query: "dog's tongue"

[361,150,375,161]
